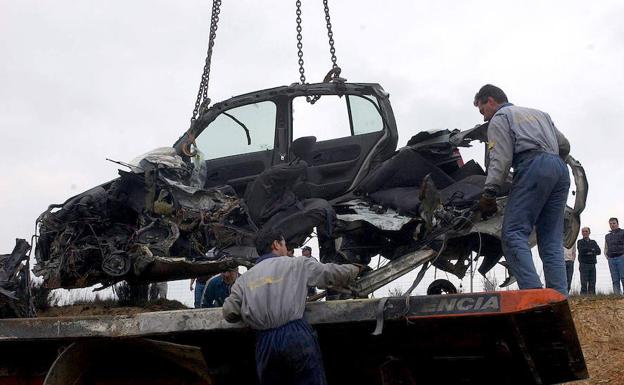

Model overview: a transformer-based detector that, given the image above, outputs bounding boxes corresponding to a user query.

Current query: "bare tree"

[387,287,404,297]
[482,274,498,292]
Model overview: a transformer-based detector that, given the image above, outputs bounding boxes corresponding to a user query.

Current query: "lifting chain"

[296,0,306,85]
[295,0,343,104]
[190,0,222,127]
[323,0,339,70]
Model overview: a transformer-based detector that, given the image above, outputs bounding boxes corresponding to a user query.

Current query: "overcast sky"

[2,0,623,303]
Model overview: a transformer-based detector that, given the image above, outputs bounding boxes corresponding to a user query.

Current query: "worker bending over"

[223,230,361,385]
[475,84,570,296]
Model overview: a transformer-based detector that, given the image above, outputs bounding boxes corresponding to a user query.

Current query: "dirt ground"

[566,296,624,384]
[37,298,188,317]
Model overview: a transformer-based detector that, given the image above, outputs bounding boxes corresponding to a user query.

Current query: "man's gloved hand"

[479,188,498,218]
[351,263,371,277]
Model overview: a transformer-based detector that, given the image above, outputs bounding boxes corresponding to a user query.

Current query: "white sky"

[1,0,624,305]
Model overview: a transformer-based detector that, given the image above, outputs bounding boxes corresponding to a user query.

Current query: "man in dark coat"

[577,227,601,295]
[605,218,624,294]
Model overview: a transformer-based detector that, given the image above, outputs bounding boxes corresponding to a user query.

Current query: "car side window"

[292,94,383,141]
[195,101,277,160]
[349,95,384,135]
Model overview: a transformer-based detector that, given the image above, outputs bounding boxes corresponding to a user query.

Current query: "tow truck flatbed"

[0,289,587,385]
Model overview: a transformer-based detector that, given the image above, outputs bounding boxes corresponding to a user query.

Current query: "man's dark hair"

[609,217,619,224]
[255,229,285,255]
[474,84,508,106]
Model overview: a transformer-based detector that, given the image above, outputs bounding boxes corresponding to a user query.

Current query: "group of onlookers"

[565,217,624,295]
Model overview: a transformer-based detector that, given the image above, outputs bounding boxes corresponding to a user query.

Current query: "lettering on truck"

[411,294,501,316]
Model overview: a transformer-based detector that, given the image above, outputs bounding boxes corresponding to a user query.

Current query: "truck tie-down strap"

[372,297,389,336]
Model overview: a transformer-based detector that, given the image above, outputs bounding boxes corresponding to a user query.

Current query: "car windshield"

[195,101,277,160]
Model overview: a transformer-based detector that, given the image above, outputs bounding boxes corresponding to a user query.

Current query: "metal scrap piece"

[0,239,34,318]
[337,200,413,231]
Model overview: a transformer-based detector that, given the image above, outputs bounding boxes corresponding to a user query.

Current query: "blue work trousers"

[565,260,574,293]
[578,262,596,295]
[256,319,327,385]
[502,152,570,296]
[607,255,624,295]
[194,281,206,308]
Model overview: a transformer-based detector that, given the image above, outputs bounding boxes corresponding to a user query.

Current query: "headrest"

[291,136,317,163]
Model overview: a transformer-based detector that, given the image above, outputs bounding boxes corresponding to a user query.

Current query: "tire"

[426,279,457,295]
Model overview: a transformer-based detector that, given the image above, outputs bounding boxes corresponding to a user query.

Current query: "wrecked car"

[31,81,588,293]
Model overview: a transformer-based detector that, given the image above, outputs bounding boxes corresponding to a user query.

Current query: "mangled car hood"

[34,148,254,289]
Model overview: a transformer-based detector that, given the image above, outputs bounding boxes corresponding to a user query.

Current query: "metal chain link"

[190,0,222,126]
[295,0,320,103]
[295,0,307,85]
[295,0,342,103]
[323,0,339,70]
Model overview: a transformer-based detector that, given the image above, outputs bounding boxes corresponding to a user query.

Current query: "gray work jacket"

[485,104,570,193]
[222,255,359,330]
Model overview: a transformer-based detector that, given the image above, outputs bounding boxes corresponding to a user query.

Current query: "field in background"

[565,295,624,384]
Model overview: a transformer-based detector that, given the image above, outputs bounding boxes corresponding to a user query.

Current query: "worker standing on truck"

[222,229,361,385]
[475,84,571,296]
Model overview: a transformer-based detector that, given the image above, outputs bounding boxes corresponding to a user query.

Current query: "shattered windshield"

[195,101,276,159]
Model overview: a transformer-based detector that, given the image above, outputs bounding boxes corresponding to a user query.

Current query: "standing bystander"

[564,243,576,293]
[577,227,600,295]
[190,276,210,308]
[149,282,168,301]
[605,218,624,294]
[302,246,317,297]
[201,269,239,308]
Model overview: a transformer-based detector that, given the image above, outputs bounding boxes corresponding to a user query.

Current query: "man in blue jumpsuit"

[223,230,361,385]
[201,269,238,308]
[475,84,571,296]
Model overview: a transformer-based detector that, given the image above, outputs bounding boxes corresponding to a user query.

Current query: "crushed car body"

[34,148,254,289]
[32,81,588,293]
[0,239,35,318]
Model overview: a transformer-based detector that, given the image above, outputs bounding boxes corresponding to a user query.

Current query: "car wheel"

[426,279,457,295]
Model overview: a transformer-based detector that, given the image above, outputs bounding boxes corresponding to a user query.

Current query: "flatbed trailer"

[0,289,587,385]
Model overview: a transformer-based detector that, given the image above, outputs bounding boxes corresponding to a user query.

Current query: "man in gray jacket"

[475,84,570,296]
[223,230,361,385]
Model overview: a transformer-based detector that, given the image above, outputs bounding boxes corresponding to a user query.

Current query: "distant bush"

[72,292,117,307]
[31,281,59,311]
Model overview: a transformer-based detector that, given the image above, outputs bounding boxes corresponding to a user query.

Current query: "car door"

[191,100,280,196]
[289,89,397,200]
